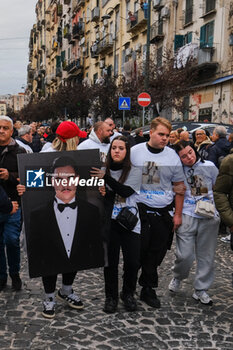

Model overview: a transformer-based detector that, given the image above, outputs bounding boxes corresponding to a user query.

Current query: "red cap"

[56,121,87,143]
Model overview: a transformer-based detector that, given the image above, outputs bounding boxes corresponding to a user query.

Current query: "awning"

[210,74,233,85]
[193,74,233,89]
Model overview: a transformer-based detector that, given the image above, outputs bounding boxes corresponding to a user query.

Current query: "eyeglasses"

[196,133,205,136]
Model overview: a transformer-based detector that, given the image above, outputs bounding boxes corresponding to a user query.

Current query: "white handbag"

[194,199,215,218]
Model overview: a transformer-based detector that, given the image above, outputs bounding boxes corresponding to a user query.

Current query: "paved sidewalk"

[1,236,233,350]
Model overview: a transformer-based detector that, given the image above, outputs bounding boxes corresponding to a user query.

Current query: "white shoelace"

[44,300,55,310]
[67,292,81,302]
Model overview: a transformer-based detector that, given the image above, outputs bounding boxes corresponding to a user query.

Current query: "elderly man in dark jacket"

[0,116,25,291]
[207,126,232,168]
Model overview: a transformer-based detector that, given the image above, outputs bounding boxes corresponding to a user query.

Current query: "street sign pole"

[118,97,131,127]
[143,107,145,127]
[138,92,151,126]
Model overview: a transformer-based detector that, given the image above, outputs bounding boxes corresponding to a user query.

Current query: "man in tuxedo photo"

[27,155,104,318]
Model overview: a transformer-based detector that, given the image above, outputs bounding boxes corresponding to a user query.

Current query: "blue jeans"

[0,209,21,280]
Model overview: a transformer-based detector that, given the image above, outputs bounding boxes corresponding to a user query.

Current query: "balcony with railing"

[150,21,164,43]
[57,4,63,16]
[90,43,99,58]
[56,66,62,77]
[91,7,100,22]
[68,33,75,44]
[46,20,51,31]
[97,34,114,54]
[63,24,70,38]
[127,8,147,33]
[67,58,83,74]
[77,0,85,6]
[72,22,85,39]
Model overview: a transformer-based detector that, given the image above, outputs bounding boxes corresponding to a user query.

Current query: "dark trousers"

[138,204,174,288]
[104,220,141,299]
[0,209,21,280]
[42,272,77,294]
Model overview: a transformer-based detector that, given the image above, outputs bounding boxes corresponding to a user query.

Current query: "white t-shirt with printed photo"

[182,159,219,218]
[109,166,142,234]
[130,143,184,208]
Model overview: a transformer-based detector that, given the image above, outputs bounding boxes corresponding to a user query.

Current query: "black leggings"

[42,272,77,294]
[104,220,141,299]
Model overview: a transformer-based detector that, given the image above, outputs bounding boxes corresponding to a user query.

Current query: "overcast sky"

[0,0,37,95]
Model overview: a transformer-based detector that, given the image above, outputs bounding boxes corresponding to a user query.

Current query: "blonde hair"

[150,117,172,132]
[52,136,79,151]
[170,130,178,137]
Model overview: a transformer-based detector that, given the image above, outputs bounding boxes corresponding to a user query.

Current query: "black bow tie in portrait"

[57,201,77,213]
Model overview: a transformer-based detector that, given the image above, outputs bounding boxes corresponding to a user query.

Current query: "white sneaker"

[168,278,181,292]
[220,234,231,243]
[192,290,213,305]
[42,298,55,319]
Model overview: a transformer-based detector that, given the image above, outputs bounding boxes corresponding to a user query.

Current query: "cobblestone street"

[1,235,233,350]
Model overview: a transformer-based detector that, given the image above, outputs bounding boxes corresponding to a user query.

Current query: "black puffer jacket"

[207,137,232,168]
[0,138,25,202]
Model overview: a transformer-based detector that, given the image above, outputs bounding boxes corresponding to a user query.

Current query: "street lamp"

[145,0,152,90]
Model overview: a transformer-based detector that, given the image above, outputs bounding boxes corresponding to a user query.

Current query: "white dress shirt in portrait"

[54,197,78,258]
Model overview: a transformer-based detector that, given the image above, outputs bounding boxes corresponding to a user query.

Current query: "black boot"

[120,292,137,312]
[10,274,22,291]
[103,297,118,314]
[140,287,161,308]
[0,279,7,291]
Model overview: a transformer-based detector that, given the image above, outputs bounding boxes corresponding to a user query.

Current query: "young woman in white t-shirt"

[168,140,220,305]
[91,136,141,314]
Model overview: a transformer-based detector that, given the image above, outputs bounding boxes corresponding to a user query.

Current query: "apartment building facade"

[0,94,28,114]
[28,0,233,123]
[0,102,7,116]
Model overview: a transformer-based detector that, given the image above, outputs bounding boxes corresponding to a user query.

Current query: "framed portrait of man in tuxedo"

[18,150,105,278]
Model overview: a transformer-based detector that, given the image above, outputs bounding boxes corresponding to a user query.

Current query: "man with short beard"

[104,118,121,142]
[78,121,112,163]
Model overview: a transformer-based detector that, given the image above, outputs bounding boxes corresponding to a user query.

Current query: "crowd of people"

[0,114,233,319]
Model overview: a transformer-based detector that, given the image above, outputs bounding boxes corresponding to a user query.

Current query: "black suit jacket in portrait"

[27,197,104,278]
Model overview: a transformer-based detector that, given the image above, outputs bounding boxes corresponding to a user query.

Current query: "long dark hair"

[105,135,131,184]
[174,140,204,163]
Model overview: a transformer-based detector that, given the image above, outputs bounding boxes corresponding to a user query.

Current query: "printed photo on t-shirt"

[115,194,126,204]
[187,170,208,196]
[100,152,107,163]
[142,161,160,184]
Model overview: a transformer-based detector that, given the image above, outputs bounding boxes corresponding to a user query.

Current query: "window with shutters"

[200,21,214,48]
[93,73,98,84]
[205,0,216,14]
[174,32,192,51]
[185,0,193,25]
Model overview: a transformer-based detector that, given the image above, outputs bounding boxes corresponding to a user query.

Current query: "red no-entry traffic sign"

[137,92,151,107]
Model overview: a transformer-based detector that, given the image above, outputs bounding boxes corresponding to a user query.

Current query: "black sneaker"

[140,287,161,308]
[103,297,118,314]
[10,274,22,291]
[0,279,7,291]
[120,292,137,312]
[56,289,84,309]
[42,298,55,319]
